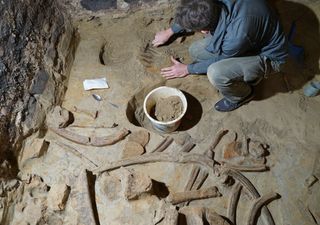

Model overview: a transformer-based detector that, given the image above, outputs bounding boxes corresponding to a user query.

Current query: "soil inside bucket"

[152,96,183,122]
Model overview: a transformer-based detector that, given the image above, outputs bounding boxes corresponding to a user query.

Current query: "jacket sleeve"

[188,19,253,74]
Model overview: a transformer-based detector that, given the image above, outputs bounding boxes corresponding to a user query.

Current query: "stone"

[119,168,153,200]
[47,183,70,211]
[122,141,145,159]
[46,106,74,128]
[29,70,49,95]
[128,130,150,147]
[19,138,49,166]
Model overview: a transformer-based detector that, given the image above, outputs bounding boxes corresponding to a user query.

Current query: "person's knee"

[188,42,200,60]
[207,63,228,87]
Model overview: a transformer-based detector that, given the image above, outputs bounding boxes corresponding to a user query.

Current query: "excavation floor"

[22,2,320,225]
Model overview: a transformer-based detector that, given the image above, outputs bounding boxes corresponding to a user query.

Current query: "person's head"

[175,0,220,32]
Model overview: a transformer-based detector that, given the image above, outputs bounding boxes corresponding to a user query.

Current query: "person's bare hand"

[161,56,189,80]
[152,28,174,47]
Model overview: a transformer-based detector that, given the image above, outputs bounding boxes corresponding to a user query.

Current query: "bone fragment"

[72,170,98,225]
[90,128,130,146]
[247,192,280,225]
[73,106,98,119]
[55,142,99,168]
[166,186,221,205]
[128,130,150,147]
[221,162,268,172]
[180,140,196,153]
[184,166,201,192]
[192,170,209,191]
[227,182,242,225]
[93,152,214,174]
[50,127,90,145]
[151,136,174,153]
[224,169,275,225]
[163,206,179,225]
[205,130,229,158]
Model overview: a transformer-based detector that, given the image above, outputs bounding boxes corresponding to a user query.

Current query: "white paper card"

[83,78,109,91]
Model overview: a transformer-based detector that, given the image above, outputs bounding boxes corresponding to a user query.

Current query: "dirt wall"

[0,0,76,179]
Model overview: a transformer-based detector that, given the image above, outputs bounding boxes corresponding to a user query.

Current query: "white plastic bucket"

[143,86,187,133]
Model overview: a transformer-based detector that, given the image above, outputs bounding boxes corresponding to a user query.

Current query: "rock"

[29,70,49,95]
[119,168,153,200]
[128,130,150,147]
[47,183,70,211]
[46,106,74,128]
[19,138,49,166]
[122,141,145,159]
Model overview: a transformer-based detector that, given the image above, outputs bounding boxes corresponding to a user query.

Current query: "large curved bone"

[224,169,276,225]
[247,192,280,225]
[93,152,215,174]
[50,127,129,146]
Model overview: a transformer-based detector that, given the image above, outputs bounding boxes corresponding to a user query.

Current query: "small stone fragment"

[47,184,70,211]
[19,138,49,166]
[305,175,318,188]
[46,106,74,128]
[128,130,150,147]
[119,168,153,200]
[122,141,145,159]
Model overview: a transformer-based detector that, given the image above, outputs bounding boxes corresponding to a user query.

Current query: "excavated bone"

[151,136,174,153]
[205,130,229,158]
[128,130,150,147]
[55,142,99,168]
[179,207,231,225]
[227,182,242,225]
[221,162,268,172]
[166,186,221,205]
[247,192,280,225]
[50,127,130,146]
[93,152,215,174]
[180,140,196,153]
[50,127,90,145]
[121,141,145,159]
[184,166,201,192]
[90,128,130,146]
[224,169,275,225]
[163,206,179,225]
[72,170,98,225]
[119,168,153,200]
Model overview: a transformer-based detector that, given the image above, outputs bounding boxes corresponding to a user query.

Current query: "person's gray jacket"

[171,0,288,74]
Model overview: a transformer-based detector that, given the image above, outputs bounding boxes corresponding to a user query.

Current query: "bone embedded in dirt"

[122,141,145,159]
[47,183,71,211]
[154,96,183,122]
[119,167,153,200]
[127,130,150,147]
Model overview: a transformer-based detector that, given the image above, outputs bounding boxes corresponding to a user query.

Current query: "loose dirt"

[154,96,183,122]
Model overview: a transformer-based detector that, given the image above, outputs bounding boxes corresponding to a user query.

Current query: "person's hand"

[152,28,174,47]
[161,56,189,80]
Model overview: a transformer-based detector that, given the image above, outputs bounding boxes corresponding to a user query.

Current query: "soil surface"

[155,96,183,122]
[11,1,320,225]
